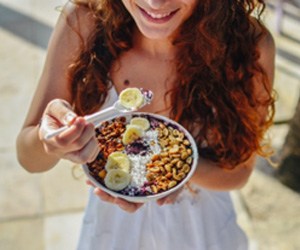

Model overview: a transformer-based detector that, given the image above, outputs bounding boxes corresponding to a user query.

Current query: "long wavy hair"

[67,0,275,168]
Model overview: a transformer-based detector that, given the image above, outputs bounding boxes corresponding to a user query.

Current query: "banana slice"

[130,117,150,131]
[105,152,130,173]
[119,88,144,109]
[122,124,144,145]
[104,169,131,191]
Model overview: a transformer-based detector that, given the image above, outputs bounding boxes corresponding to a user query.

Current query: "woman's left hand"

[156,187,183,206]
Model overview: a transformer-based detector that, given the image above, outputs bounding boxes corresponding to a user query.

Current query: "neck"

[133,28,176,61]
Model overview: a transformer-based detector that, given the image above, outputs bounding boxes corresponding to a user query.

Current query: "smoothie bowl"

[83,112,199,203]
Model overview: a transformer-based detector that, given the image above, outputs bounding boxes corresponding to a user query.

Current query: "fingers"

[46,99,77,126]
[157,187,183,206]
[86,179,96,187]
[92,186,144,213]
[115,198,144,213]
[157,196,172,206]
[40,113,99,163]
[39,99,77,140]
[55,118,94,148]
[37,99,100,174]
[63,135,100,163]
[88,175,180,211]
[94,188,116,203]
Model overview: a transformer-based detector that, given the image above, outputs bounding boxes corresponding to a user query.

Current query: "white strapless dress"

[77,87,248,250]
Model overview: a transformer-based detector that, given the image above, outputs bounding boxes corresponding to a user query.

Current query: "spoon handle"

[43,90,152,140]
[44,106,118,140]
[84,106,118,124]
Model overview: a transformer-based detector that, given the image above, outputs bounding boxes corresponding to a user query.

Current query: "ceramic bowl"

[82,112,198,203]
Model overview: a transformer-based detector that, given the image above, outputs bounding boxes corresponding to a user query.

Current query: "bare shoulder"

[21,1,98,126]
[257,25,276,69]
[250,16,275,49]
[251,18,275,56]
[56,1,97,43]
[44,0,97,75]
[248,17,275,122]
[250,17,276,87]
[41,1,97,83]
[65,1,97,32]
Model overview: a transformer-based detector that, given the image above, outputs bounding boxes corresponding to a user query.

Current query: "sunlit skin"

[16,0,275,213]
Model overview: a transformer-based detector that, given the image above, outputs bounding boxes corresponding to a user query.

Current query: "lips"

[138,6,179,24]
[144,10,172,19]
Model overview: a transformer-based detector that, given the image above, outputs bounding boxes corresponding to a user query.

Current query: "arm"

[190,155,256,190]
[190,27,276,191]
[91,28,276,212]
[16,2,98,172]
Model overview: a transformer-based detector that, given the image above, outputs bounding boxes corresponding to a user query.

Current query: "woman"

[16,0,275,249]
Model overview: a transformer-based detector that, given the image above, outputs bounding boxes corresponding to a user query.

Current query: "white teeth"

[145,10,171,19]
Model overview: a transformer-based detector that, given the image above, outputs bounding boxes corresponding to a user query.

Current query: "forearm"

[16,125,60,173]
[190,155,256,191]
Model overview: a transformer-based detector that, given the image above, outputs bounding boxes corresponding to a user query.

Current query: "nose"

[146,0,168,9]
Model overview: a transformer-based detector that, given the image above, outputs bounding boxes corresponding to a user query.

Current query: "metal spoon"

[44,89,153,140]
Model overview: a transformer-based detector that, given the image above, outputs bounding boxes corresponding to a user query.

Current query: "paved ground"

[0,1,299,250]
[235,3,300,249]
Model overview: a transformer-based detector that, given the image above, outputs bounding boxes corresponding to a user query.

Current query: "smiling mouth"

[138,6,179,23]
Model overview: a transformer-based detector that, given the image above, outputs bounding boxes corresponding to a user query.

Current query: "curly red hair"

[67,0,275,168]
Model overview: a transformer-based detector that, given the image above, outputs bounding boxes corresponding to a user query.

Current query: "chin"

[140,28,175,40]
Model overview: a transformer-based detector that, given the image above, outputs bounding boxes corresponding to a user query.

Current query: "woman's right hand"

[38,99,100,164]
[86,180,144,213]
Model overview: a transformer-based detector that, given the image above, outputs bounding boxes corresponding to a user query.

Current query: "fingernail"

[63,112,77,125]
[115,200,126,208]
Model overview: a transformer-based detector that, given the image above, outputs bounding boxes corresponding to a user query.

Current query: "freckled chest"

[110,52,177,117]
